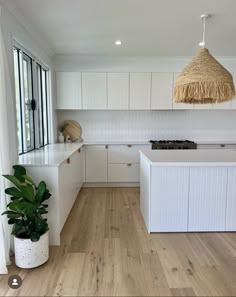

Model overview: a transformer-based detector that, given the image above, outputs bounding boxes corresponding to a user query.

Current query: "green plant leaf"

[20,184,35,202]
[8,201,37,217]
[10,196,21,201]
[30,231,40,242]
[41,189,51,202]
[12,223,26,237]
[2,210,22,219]
[38,207,48,215]
[13,165,26,182]
[3,175,22,190]
[37,181,46,202]
[8,218,21,224]
[5,187,23,198]
[22,175,36,186]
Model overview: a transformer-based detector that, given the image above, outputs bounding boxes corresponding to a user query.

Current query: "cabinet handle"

[127,144,132,148]
[127,163,132,167]
[105,145,108,149]
[78,148,81,153]
[67,158,70,164]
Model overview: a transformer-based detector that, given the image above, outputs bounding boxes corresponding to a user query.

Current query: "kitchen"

[1,0,236,296]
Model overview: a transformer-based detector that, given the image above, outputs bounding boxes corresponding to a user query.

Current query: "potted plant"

[2,165,51,268]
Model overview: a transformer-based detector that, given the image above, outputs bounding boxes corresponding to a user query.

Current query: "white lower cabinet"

[108,144,149,164]
[150,166,189,232]
[226,168,236,230]
[85,145,108,182]
[141,160,234,233]
[188,167,227,231]
[108,164,140,182]
[24,145,84,245]
[85,144,150,183]
[59,148,84,229]
[107,144,151,182]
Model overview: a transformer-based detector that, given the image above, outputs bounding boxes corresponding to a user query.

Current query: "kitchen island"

[140,149,236,233]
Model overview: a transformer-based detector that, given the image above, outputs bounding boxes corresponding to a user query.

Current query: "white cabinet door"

[150,166,189,232]
[130,73,151,110]
[172,73,195,110]
[151,73,173,109]
[188,167,227,231]
[59,160,74,229]
[226,168,236,231]
[108,144,150,164]
[108,73,129,110]
[108,164,139,182]
[71,148,84,196]
[82,73,107,109]
[56,72,82,109]
[85,145,108,182]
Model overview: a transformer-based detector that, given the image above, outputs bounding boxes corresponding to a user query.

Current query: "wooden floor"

[1,187,236,296]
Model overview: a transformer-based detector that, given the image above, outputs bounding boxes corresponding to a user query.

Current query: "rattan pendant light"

[174,14,235,104]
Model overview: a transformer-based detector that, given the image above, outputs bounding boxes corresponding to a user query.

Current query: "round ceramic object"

[14,231,49,269]
[62,120,82,142]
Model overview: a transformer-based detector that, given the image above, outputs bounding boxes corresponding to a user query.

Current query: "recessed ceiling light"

[115,40,122,46]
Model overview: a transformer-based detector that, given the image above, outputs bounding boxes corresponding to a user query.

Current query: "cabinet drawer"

[108,144,150,164]
[108,164,140,182]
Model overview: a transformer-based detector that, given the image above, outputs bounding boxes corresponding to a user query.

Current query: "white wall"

[54,54,236,143]
[0,2,56,163]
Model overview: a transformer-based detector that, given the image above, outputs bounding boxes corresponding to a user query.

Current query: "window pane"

[13,47,50,155]
[42,69,49,145]
[37,64,44,146]
[23,58,33,150]
[13,49,23,154]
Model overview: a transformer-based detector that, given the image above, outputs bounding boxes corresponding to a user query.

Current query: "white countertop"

[18,143,83,167]
[18,141,151,166]
[84,140,151,145]
[140,149,236,166]
[17,139,236,167]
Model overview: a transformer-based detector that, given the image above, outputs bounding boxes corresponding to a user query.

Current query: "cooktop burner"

[150,140,197,150]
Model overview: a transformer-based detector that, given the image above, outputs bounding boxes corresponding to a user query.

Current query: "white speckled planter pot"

[14,231,49,269]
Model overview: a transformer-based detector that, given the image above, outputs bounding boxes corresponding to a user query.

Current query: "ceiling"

[5,0,236,56]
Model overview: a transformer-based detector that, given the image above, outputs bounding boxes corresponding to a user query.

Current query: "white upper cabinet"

[172,73,195,110]
[129,73,151,110]
[56,71,235,110]
[56,72,82,109]
[82,73,107,109]
[108,73,129,110]
[151,73,173,110]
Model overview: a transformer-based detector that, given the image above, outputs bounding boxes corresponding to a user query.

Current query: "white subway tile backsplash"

[57,110,236,142]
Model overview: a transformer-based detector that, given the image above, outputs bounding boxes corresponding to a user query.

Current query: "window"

[13,47,50,154]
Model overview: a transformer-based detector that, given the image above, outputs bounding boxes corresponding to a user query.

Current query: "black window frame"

[13,46,50,155]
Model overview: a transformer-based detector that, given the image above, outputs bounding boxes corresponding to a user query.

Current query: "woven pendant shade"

[174,48,235,104]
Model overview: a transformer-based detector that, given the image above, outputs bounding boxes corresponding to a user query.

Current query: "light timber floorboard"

[0,187,236,296]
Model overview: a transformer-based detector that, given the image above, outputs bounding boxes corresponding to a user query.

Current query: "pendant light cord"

[199,14,209,48]
[202,17,206,48]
